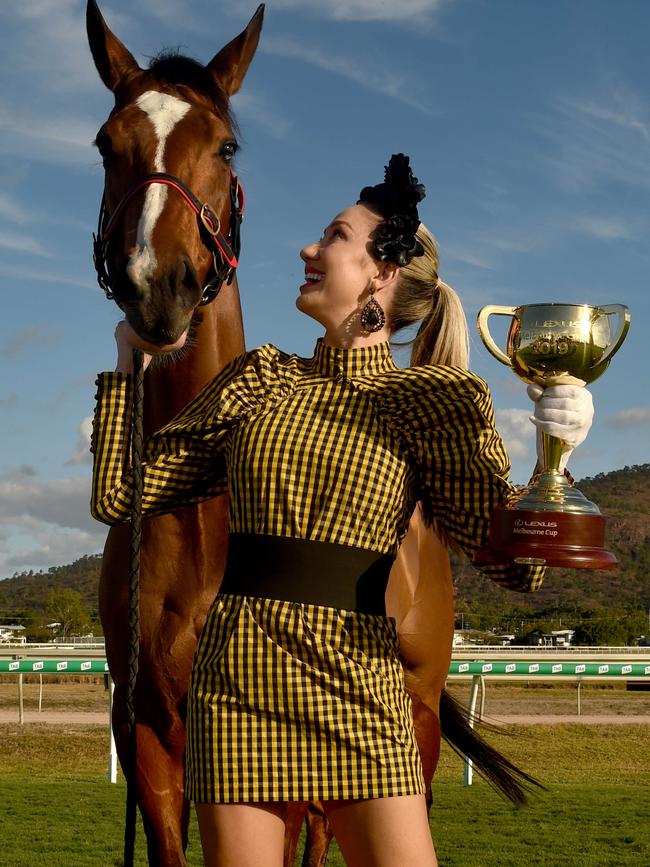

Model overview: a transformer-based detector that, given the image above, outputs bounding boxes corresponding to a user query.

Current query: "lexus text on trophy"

[475,303,630,570]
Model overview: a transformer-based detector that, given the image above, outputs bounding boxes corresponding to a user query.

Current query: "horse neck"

[143,278,245,434]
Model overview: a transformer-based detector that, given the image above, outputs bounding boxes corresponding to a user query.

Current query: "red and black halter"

[92,169,244,307]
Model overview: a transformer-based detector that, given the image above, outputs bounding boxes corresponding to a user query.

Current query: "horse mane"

[147,50,237,128]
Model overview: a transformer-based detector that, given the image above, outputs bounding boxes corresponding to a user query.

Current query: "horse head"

[86,0,263,349]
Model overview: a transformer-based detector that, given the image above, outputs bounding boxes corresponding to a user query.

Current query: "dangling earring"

[360,287,386,333]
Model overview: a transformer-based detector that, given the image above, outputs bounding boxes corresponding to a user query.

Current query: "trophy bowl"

[475,302,630,570]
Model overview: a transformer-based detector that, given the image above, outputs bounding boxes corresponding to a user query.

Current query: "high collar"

[311,338,397,379]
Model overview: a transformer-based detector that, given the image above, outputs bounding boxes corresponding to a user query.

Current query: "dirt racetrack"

[0,709,648,725]
[1,680,649,726]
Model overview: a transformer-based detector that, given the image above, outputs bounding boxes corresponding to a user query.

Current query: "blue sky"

[0,0,648,578]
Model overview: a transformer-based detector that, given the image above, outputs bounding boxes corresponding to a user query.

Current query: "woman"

[91,155,592,867]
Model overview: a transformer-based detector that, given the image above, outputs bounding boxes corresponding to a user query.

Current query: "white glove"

[527,383,594,471]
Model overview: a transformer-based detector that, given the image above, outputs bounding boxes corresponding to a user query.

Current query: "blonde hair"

[389,224,469,369]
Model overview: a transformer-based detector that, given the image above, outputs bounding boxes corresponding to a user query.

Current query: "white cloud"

[0,0,121,95]
[495,407,535,461]
[0,231,50,258]
[443,243,494,270]
[0,103,99,167]
[0,467,102,576]
[0,2,134,177]
[0,325,64,360]
[606,407,650,430]
[66,417,94,466]
[577,217,637,241]
[0,472,95,533]
[134,0,203,33]
[0,191,92,234]
[231,91,292,140]
[261,35,435,116]
[534,85,650,192]
[0,264,93,291]
[0,524,105,575]
[249,0,444,23]
[0,192,29,224]
[1,465,37,481]
[565,97,650,144]
[479,233,537,255]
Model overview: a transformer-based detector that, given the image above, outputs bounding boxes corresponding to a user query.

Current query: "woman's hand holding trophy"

[528,382,594,472]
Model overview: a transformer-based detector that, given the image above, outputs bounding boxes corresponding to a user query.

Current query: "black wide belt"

[219,533,395,615]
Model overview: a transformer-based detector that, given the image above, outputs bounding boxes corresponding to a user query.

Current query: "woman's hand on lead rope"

[527,383,594,471]
[114,321,154,374]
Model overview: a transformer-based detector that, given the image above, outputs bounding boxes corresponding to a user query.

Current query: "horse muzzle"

[113,261,201,348]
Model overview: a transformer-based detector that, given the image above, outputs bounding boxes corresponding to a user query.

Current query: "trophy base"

[475,507,619,570]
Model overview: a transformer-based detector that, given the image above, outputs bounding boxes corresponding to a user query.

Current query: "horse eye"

[219,141,238,163]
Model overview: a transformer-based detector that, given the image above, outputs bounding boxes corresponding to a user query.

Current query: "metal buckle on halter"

[198,202,231,305]
[199,203,221,238]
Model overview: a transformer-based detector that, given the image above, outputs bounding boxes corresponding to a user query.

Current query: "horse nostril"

[177,258,200,295]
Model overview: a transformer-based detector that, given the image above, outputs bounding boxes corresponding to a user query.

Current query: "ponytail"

[390,224,470,369]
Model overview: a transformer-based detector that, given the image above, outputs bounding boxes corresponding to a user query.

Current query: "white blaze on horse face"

[127,91,191,291]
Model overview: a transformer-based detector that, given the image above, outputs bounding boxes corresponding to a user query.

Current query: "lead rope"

[124,348,144,867]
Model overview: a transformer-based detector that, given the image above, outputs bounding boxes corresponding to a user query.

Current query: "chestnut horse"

[88,2,470,864]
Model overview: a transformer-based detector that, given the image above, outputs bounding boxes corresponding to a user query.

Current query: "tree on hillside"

[23,608,53,642]
[45,589,90,639]
[571,608,646,646]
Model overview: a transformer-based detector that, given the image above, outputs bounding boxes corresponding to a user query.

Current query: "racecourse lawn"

[1,724,649,867]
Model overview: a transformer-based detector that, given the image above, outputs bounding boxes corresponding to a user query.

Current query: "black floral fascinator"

[358,153,426,266]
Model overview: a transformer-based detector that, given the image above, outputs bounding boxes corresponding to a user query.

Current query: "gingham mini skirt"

[185,592,425,803]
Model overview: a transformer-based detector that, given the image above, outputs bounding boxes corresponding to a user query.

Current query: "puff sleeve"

[90,349,264,525]
[392,366,545,592]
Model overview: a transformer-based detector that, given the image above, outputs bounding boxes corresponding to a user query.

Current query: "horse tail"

[439,688,544,804]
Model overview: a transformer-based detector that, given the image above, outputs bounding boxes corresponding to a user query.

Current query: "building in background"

[0,624,26,644]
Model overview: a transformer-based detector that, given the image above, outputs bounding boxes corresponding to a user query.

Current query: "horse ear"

[206,4,265,97]
[86,0,140,93]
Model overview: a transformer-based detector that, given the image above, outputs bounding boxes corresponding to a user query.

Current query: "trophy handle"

[476,305,517,368]
[596,304,631,370]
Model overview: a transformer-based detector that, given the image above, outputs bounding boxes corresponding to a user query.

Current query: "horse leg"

[284,802,306,867]
[282,802,333,867]
[302,803,333,867]
[136,723,189,867]
[111,683,189,866]
[410,692,442,811]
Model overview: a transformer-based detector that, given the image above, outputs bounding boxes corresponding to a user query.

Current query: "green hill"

[0,555,102,622]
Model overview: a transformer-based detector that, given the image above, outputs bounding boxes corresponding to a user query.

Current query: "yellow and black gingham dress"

[91,339,543,803]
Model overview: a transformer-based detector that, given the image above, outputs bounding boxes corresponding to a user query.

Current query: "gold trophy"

[475,303,630,570]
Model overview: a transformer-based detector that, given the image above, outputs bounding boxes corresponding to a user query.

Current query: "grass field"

[1,719,649,866]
